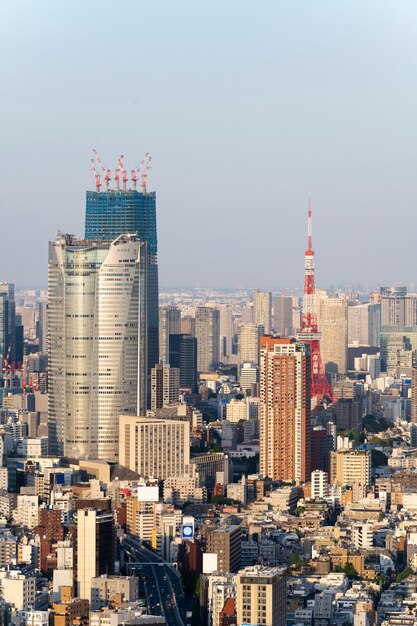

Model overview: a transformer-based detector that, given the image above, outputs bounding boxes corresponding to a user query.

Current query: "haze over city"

[1,1,417,288]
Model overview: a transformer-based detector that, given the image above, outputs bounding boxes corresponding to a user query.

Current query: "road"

[123,536,186,626]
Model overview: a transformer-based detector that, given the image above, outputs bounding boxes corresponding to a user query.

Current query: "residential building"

[236,565,287,626]
[238,323,263,368]
[273,295,293,336]
[330,449,371,487]
[311,470,329,499]
[151,363,180,409]
[259,337,311,482]
[253,290,271,334]
[320,295,348,375]
[206,525,242,573]
[196,307,220,372]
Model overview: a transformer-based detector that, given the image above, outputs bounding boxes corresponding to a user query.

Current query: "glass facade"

[85,189,159,406]
[48,234,147,460]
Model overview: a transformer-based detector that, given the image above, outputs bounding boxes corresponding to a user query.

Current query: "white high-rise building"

[311,470,328,499]
[48,233,147,461]
[253,290,271,334]
[238,323,264,368]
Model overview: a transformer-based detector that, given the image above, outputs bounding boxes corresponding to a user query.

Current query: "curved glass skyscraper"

[48,233,148,460]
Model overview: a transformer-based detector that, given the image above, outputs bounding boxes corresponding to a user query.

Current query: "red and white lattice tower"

[297,203,335,407]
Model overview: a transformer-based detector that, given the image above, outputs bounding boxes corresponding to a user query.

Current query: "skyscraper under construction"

[85,152,159,405]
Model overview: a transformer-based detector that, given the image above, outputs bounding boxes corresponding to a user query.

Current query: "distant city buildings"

[196,306,220,372]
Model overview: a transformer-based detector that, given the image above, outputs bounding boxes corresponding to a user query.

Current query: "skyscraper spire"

[298,201,335,407]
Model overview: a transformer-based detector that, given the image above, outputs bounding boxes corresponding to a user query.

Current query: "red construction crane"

[90,158,102,191]
[114,155,124,192]
[131,153,149,190]
[93,149,112,191]
[141,153,152,193]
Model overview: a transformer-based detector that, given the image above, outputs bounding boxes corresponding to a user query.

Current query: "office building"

[169,333,197,391]
[0,282,15,361]
[217,303,233,362]
[159,305,181,365]
[76,509,115,602]
[273,295,293,336]
[196,307,220,372]
[320,295,348,375]
[38,301,48,354]
[236,565,287,626]
[90,575,138,611]
[151,363,180,409]
[380,286,417,326]
[238,361,258,393]
[253,289,271,334]
[119,414,190,479]
[259,337,311,482]
[85,184,159,404]
[238,323,263,368]
[412,365,417,424]
[348,302,381,348]
[48,233,147,460]
[206,525,241,573]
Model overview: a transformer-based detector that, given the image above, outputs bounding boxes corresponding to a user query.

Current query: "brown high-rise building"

[206,525,241,573]
[412,364,417,424]
[237,566,287,626]
[259,337,311,482]
[75,509,115,603]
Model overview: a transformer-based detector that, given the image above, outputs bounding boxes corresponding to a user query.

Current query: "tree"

[343,562,358,579]
[371,449,388,468]
[396,566,413,583]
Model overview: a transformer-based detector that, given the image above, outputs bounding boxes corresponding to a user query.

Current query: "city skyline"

[2,1,417,288]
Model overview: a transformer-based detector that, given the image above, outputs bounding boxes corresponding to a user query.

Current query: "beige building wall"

[236,565,286,626]
[119,415,190,479]
[253,290,271,334]
[331,449,371,487]
[320,295,348,375]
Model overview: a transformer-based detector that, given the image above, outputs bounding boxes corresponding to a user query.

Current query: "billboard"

[181,515,195,540]
[137,485,159,502]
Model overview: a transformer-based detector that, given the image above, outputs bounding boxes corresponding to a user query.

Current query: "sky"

[1,1,416,290]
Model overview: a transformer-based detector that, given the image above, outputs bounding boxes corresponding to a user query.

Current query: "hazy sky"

[1,1,416,290]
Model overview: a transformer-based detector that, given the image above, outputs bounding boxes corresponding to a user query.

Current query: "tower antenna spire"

[307,198,313,252]
[298,200,335,407]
